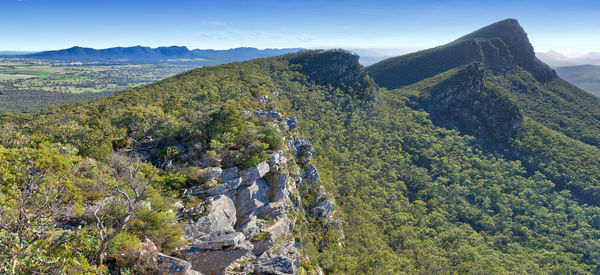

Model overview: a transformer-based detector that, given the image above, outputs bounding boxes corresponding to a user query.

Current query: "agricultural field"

[0,58,200,112]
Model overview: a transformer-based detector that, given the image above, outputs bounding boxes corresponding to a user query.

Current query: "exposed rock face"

[180,152,302,274]
[293,138,340,228]
[203,167,222,183]
[270,173,291,203]
[222,167,239,182]
[419,63,524,143]
[312,199,335,221]
[256,111,283,121]
[183,195,236,240]
[432,63,484,105]
[156,253,194,274]
[190,231,245,250]
[287,117,298,130]
[169,116,332,274]
[252,256,296,274]
[139,238,195,274]
[235,179,270,225]
[290,50,376,100]
[459,18,535,68]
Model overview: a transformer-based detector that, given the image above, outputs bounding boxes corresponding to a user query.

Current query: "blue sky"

[1,0,599,56]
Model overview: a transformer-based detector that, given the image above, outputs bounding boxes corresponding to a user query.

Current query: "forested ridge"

[1,19,600,274]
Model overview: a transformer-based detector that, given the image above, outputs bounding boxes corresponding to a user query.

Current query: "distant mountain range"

[19,46,302,64]
[536,50,600,67]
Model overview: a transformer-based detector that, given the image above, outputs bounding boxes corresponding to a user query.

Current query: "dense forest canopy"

[1,19,600,274]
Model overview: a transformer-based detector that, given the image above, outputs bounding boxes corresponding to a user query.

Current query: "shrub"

[111,138,130,150]
[251,231,272,242]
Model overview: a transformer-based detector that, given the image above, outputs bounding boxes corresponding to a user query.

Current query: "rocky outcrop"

[292,137,340,228]
[190,232,245,250]
[180,156,302,274]
[290,49,377,100]
[139,238,195,275]
[235,179,270,225]
[150,113,334,275]
[419,63,524,144]
[241,162,270,183]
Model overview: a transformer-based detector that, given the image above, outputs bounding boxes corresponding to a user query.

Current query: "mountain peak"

[459,18,525,41]
[367,18,556,89]
[458,18,535,65]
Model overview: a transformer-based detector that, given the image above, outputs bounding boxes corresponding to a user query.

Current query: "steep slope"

[368,19,555,87]
[400,63,523,147]
[368,18,600,148]
[3,48,600,274]
[275,51,600,273]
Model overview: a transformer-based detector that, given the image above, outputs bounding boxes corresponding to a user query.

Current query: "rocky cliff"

[405,63,523,145]
[140,112,335,275]
[290,49,377,100]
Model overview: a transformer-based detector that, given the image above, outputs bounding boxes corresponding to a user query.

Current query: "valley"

[0,58,201,112]
[555,64,600,97]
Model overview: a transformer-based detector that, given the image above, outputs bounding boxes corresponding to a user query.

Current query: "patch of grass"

[251,231,271,242]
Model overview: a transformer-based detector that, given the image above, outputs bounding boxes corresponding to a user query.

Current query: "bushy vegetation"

[272,55,600,272]
[1,45,600,274]
[489,67,600,147]
[0,54,285,271]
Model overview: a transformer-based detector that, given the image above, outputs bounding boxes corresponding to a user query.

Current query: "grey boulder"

[236,179,270,225]
[183,195,236,239]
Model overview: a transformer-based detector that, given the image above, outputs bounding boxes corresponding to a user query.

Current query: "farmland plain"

[0,58,199,112]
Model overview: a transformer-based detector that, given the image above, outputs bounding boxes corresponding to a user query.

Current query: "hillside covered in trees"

[1,19,600,274]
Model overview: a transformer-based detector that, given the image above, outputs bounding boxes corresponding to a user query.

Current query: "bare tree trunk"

[93,205,134,265]
[94,239,109,266]
[93,159,155,266]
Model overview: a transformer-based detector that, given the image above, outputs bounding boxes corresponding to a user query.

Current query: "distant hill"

[555,64,600,97]
[537,50,600,67]
[26,45,302,64]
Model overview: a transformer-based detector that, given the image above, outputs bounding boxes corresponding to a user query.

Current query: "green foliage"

[159,171,188,190]
[261,125,283,151]
[108,232,141,260]
[402,63,523,146]
[111,137,130,150]
[2,48,600,274]
[206,103,245,143]
[0,227,99,274]
[489,67,600,147]
[251,231,272,242]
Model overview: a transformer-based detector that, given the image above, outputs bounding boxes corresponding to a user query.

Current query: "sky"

[1,0,599,56]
